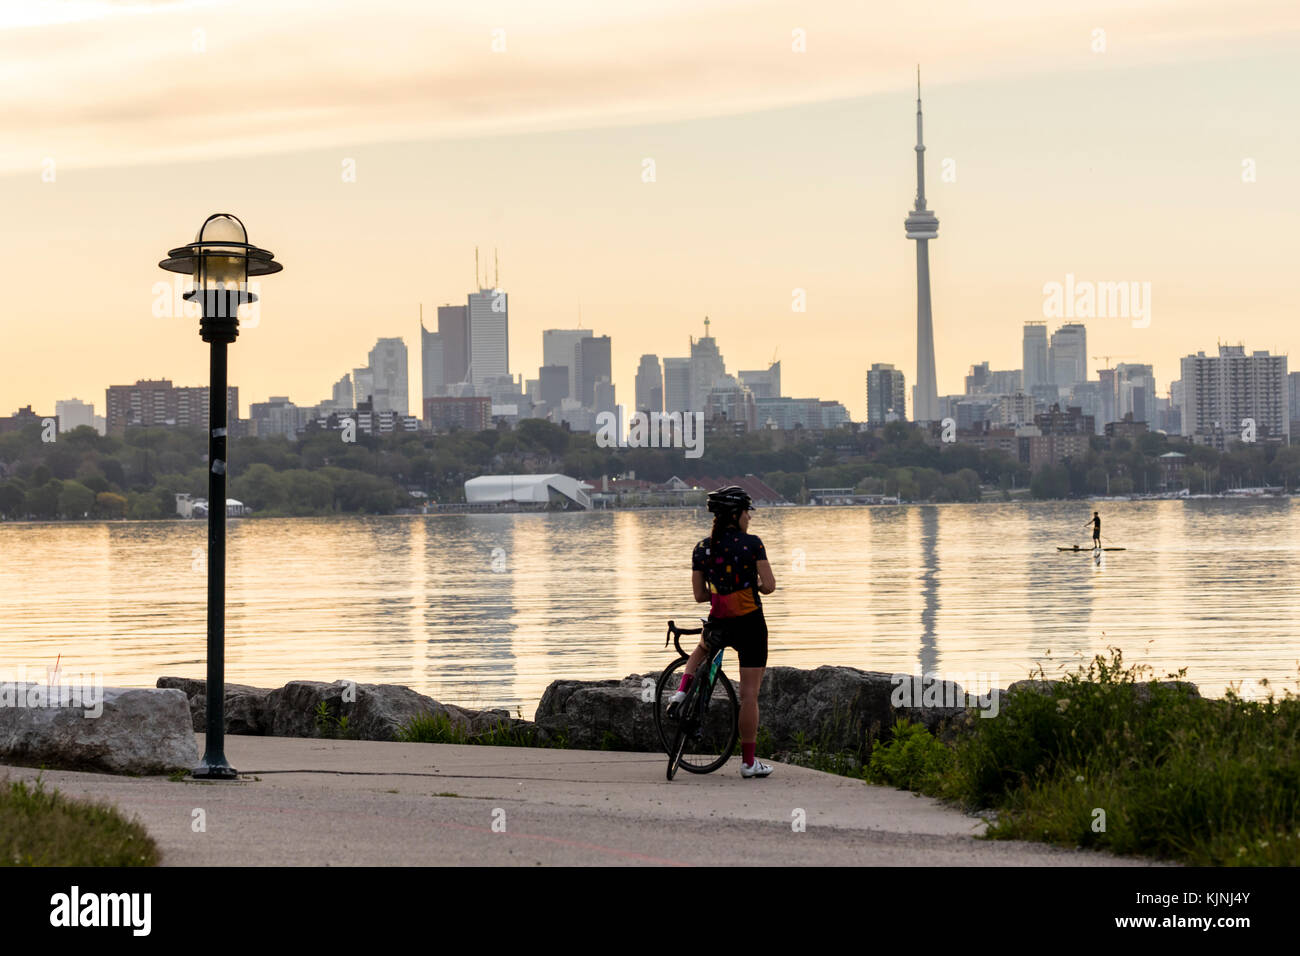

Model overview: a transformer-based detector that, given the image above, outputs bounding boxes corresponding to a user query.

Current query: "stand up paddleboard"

[1057,546,1126,551]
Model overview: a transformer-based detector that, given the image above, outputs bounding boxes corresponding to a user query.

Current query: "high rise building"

[467,288,508,391]
[1023,322,1049,391]
[352,367,373,408]
[55,398,95,433]
[866,363,906,423]
[663,358,692,414]
[1049,323,1087,389]
[539,365,569,408]
[1179,346,1289,442]
[635,355,664,413]
[905,72,941,423]
[438,305,470,390]
[543,329,592,405]
[738,361,781,400]
[705,383,757,433]
[105,379,238,435]
[575,335,612,408]
[689,317,727,412]
[368,337,409,415]
[421,317,444,401]
[1115,363,1156,424]
[1287,371,1300,432]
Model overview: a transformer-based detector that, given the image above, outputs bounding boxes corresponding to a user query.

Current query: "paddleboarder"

[1086,511,1101,549]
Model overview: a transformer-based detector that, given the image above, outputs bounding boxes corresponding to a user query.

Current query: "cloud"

[2,0,1296,174]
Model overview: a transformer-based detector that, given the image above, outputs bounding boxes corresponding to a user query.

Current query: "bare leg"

[738,666,765,744]
[682,642,708,677]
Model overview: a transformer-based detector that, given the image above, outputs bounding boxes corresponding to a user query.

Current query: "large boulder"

[156,677,271,735]
[263,680,511,741]
[0,684,198,774]
[532,666,973,754]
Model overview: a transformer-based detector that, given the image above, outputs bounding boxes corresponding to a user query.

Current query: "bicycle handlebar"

[665,619,703,656]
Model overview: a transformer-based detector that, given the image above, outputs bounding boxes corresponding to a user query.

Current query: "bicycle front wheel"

[654,658,738,775]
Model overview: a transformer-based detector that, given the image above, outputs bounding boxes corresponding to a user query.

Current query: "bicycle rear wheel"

[655,658,738,775]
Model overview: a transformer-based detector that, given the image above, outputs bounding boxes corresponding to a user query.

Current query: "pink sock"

[677,673,694,693]
[742,742,756,765]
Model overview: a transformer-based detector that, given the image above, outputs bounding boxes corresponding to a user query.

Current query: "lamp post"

[159,214,282,779]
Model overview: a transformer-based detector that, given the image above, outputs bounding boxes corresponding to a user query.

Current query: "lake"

[2,500,1297,718]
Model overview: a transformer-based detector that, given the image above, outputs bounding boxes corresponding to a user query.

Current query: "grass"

[396,711,569,749]
[0,775,159,866]
[861,648,1300,866]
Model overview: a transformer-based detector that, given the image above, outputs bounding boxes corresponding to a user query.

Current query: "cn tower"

[904,68,940,423]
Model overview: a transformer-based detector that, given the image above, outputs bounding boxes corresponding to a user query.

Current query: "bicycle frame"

[666,619,723,725]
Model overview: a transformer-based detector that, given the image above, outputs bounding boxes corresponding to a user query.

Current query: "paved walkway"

[2,736,1158,866]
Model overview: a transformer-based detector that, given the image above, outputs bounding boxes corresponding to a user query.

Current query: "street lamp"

[159,214,282,779]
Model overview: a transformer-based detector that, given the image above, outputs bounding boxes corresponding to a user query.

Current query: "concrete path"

[1,735,1158,866]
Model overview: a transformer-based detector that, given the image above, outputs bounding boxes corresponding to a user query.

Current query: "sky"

[2,0,1298,419]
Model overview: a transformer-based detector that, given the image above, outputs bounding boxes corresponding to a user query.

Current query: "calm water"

[2,501,1298,718]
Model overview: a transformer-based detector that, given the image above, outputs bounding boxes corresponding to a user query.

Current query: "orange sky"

[2,0,1298,420]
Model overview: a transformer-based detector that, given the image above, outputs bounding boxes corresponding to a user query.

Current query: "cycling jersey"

[691,526,767,618]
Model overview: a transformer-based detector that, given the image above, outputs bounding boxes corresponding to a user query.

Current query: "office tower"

[467,288,508,391]
[705,383,757,432]
[964,362,991,395]
[55,398,95,432]
[1115,363,1156,424]
[331,373,353,408]
[689,317,727,411]
[738,361,781,400]
[249,397,301,439]
[905,72,941,423]
[575,335,612,408]
[663,358,692,414]
[1179,346,1289,441]
[438,305,470,390]
[1023,322,1048,391]
[866,363,907,423]
[367,337,409,415]
[1049,323,1087,388]
[1097,367,1118,427]
[543,329,592,403]
[635,355,663,413]
[352,366,374,408]
[594,380,617,420]
[421,317,444,401]
[539,365,569,408]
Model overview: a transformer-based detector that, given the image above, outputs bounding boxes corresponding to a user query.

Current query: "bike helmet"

[706,485,753,515]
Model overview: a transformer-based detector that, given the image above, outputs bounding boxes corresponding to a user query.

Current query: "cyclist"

[668,485,777,778]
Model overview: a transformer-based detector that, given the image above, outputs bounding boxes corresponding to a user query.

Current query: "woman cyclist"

[668,485,777,778]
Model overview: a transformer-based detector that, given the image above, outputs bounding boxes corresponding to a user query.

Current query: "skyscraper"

[352,366,374,408]
[539,365,569,408]
[866,363,906,423]
[1049,323,1087,389]
[368,337,409,415]
[905,71,941,423]
[542,329,591,403]
[421,315,444,402]
[689,317,727,411]
[438,304,470,390]
[663,358,692,414]
[1022,322,1048,390]
[576,335,612,407]
[738,361,781,400]
[467,288,508,390]
[635,354,663,413]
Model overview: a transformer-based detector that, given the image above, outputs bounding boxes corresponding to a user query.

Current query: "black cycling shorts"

[703,611,768,668]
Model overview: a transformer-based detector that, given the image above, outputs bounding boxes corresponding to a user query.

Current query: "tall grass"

[866,648,1300,865]
[396,711,568,749]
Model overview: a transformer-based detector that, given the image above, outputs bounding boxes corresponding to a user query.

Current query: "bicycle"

[654,619,740,781]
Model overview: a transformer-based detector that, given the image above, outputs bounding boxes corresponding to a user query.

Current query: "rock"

[532,666,971,755]
[0,684,198,775]
[535,675,661,750]
[156,677,271,735]
[263,680,510,742]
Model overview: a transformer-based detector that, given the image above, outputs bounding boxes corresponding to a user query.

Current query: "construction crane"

[1092,354,1137,369]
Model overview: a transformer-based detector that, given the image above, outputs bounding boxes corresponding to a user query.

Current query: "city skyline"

[3,1,1298,422]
